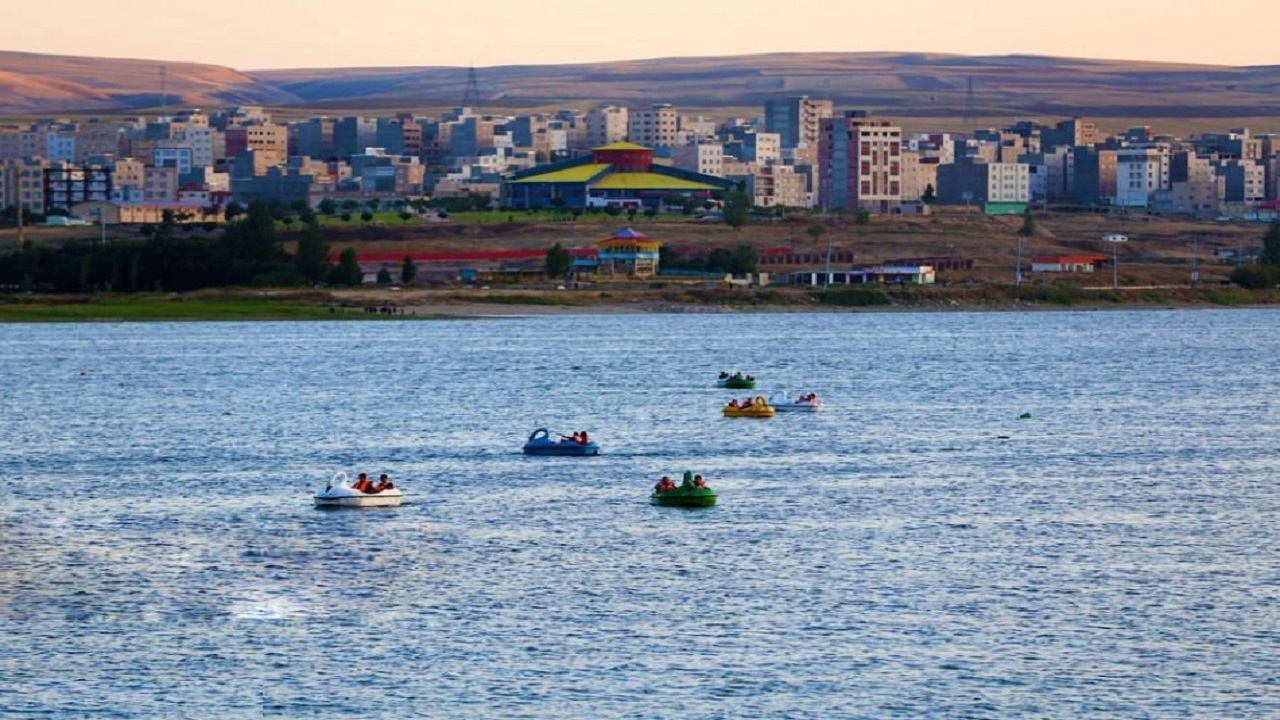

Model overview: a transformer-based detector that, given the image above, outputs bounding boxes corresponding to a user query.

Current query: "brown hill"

[0,51,299,113]
[2,50,1280,129]
[250,52,1280,123]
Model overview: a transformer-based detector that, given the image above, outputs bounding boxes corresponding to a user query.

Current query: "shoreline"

[1,286,1276,322]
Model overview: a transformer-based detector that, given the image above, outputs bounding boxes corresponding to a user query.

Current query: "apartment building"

[765,96,833,151]
[936,160,1030,206]
[672,143,725,177]
[627,104,678,149]
[899,150,939,202]
[818,112,903,213]
[1114,143,1171,207]
[1,158,48,213]
[225,124,288,167]
[729,164,808,208]
[44,162,112,210]
[0,125,45,161]
[1072,147,1118,206]
[586,106,628,149]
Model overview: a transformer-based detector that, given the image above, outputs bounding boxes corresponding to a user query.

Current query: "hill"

[0,50,299,114]
[2,50,1280,130]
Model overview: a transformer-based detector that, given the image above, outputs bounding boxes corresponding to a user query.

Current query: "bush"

[815,287,889,307]
[1229,264,1280,289]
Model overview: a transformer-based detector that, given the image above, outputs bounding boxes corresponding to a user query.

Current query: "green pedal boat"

[651,471,717,507]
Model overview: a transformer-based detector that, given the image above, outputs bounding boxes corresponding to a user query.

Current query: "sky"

[2,0,1278,70]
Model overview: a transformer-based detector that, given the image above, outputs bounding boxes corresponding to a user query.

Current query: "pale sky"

[3,0,1277,70]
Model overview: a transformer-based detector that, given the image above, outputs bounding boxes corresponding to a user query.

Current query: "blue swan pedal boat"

[522,428,601,456]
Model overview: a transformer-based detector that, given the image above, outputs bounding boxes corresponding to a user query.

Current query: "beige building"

[2,158,48,213]
[628,104,678,148]
[75,120,123,162]
[143,165,179,203]
[672,143,725,177]
[227,124,288,166]
[730,164,809,208]
[899,151,939,202]
[586,106,629,149]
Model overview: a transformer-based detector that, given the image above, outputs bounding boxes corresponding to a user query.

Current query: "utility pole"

[1191,234,1199,289]
[15,202,24,249]
[823,233,833,288]
[1016,233,1023,289]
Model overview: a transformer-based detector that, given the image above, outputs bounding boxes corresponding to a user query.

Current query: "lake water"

[1,309,1277,718]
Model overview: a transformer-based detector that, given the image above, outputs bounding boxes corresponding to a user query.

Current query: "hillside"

[2,50,1279,128]
[0,51,299,113]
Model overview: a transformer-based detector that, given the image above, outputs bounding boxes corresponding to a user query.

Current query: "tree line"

[0,202,383,293]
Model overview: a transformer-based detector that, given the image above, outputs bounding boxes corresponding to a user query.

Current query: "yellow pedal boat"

[723,396,775,418]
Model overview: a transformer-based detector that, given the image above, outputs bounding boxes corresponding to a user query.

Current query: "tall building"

[818,112,903,213]
[627,104,678,149]
[765,96,833,151]
[1114,143,1171,207]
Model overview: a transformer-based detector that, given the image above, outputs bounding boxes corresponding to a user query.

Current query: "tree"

[377,267,393,285]
[224,201,244,221]
[922,183,936,204]
[318,198,337,216]
[722,190,751,230]
[1019,209,1036,237]
[220,201,287,284]
[855,208,871,225]
[732,244,758,274]
[401,256,418,284]
[806,222,827,245]
[360,211,373,223]
[644,206,658,219]
[328,247,363,286]
[398,211,413,222]
[1261,220,1280,265]
[545,242,571,278]
[293,221,332,284]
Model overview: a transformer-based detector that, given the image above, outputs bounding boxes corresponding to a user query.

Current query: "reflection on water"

[1,310,1278,717]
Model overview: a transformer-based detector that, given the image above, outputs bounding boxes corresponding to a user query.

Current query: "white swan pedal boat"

[768,393,824,412]
[314,471,404,508]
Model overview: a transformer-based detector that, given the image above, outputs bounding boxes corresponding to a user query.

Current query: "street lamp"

[1101,234,1127,290]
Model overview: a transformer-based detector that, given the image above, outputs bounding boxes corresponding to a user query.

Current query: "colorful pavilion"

[596,227,662,277]
[502,142,734,210]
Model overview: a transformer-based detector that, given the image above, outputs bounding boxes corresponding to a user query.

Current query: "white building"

[1114,144,1171,207]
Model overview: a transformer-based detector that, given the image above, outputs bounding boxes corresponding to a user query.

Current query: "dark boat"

[522,428,601,456]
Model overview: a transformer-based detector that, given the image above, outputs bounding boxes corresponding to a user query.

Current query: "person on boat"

[577,431,590,445]
[742,397,753,407]
[375,474,395,492]
[352,473,371,492]
[693,475,706,488]
[719,371,729,379]
[655,475,675,492]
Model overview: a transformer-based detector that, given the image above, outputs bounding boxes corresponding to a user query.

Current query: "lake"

[1,309,1277,718]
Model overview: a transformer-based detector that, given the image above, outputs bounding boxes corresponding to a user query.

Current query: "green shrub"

[816,287,889,307]
[1229,264,1280,289]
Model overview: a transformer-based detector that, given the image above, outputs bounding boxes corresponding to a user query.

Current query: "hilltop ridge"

[2,50,1279,125]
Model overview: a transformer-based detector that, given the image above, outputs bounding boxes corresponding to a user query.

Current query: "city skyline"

[2,0,1278,70]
